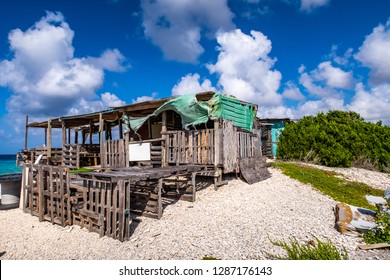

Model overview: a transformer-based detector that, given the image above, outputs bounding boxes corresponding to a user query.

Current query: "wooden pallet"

[22,164,70,226]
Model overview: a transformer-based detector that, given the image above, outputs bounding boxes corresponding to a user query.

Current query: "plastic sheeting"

[122,93,257,133]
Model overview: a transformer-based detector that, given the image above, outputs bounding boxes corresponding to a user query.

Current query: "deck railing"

[165,124,261,173]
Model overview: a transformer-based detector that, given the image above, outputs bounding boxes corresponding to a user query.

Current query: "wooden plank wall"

[22,164,70,226]
[101,139,126,168]
[222,121,238,173]
[166,129,215,165]
[222,122,259,173]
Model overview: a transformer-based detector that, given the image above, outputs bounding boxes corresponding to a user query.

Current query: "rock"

[335,203,376,234]
[366,195,387,206]
[335,203,353,224]
[384,187,390,200]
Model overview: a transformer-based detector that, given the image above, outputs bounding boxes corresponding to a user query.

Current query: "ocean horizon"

[0,154,22,175]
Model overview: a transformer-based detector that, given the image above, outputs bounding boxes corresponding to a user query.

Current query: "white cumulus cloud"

[172,73,216,96]
[141,0,235,63]
[314,61,353,89]
[282,81,305,101]
[207,29,283,106]
[347,83,390,123]
[355,19,390,84]
[0,11,127,118]
[299,61,352,98]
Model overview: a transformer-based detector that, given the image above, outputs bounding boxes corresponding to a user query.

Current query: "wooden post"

[75,129,78,144]
[192,172,196,202]
[99,113,104,166]
[104,122,108,141]
[67,128,71,144]
[157,178,163,219]
[161,111,167,167]
[147,118,151,139]
[89,120,93,145]
[119,118,123,139]
[214,120,220,168]
[44,128,47,146]
[24,115,29,150]
[62,123,66,148]
[125,130,129,168]
[48,119,52,158]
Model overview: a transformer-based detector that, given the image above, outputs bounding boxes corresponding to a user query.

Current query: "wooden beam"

[74,129,78,144]
[24,115,28,150]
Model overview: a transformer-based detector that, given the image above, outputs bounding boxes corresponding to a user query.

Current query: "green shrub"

[268,236,349,260]
[277,110,390,171]
[363,212,390,244]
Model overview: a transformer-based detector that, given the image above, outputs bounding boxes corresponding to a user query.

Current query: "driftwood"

[358,243,390,250]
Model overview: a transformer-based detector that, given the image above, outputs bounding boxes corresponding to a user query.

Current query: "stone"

[366,195,387,206]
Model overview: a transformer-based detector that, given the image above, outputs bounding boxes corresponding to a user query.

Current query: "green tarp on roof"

[122,93,257,133]
[208,94,257,131]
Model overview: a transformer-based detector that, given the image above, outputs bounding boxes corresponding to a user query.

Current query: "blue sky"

[1,0,390,153]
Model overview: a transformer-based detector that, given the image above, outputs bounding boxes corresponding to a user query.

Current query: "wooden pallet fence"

[30,146,62,164]
[237,131,255,158]
[166,129,215,165]
[72,178,132,241]
[102,139,126,168]
[21,164,70,226]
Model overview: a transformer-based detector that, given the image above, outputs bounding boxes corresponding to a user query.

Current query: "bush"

[363,211,390,244]
[268,236,349,260]
[277,110,390,171]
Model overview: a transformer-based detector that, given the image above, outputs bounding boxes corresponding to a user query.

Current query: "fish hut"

[18,91,270,241]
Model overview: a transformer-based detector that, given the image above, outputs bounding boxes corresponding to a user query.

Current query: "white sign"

[129,142,151,161]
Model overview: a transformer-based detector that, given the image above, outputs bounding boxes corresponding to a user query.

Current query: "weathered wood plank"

[358,243,390,250]
[118,180,125,241]
[157,179,162,219]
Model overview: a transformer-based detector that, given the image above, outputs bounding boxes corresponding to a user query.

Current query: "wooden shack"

[18,91,270,241]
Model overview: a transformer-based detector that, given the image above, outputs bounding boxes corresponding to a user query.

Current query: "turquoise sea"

[0,154,22,175]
